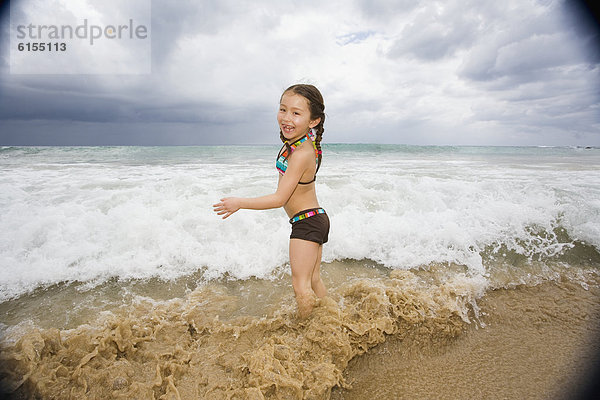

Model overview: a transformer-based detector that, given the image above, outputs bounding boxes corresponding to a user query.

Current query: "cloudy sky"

[0,0,599,146]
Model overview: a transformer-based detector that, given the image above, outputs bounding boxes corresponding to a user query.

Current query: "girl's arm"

[213,150,313,219]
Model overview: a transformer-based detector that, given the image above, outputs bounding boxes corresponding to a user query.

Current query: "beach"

[331,280,600,400]
[1,145,599,399]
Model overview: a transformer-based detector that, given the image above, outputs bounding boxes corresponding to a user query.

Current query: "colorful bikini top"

[276,132,321,185]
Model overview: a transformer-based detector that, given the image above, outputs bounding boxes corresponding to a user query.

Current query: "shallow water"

[1,260,599,399]
[0,261,472,398]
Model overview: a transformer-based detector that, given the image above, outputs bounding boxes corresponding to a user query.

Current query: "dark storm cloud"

[0,80,236,125]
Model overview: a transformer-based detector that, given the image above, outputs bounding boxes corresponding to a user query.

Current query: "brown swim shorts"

[289,208,330,245]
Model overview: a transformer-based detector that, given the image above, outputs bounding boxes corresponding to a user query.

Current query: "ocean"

[0,145,599,399]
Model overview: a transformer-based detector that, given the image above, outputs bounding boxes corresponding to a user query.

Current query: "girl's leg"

[289,238,321,318]
[311,245,327,298]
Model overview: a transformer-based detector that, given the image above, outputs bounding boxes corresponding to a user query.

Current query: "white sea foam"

[0,146,599,301]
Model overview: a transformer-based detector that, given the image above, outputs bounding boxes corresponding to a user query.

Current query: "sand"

[332,281,600,400]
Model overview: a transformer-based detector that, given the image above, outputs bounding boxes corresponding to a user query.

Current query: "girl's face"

[278,92,320,142]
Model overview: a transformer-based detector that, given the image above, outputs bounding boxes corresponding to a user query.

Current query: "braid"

[313,120,324,172]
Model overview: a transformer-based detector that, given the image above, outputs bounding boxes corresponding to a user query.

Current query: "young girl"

[212,84,329,318]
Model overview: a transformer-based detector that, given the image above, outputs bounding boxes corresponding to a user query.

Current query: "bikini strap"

[278,134,309,159]
[277,132,320,184]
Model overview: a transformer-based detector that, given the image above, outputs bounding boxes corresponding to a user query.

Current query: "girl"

[212,84,329,318]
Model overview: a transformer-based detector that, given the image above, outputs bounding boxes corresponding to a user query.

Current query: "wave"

[1,145,599,301]
[0,268,479,398]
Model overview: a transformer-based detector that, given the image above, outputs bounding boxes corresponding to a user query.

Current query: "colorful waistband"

[289,208,326,224]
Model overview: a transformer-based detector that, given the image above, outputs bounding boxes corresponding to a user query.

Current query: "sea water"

[1,145,598,301]
[0,145,599,398]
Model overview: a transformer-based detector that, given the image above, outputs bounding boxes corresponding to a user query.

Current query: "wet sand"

[331,281,600,400]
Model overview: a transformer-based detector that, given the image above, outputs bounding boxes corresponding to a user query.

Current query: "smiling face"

[278,92,321,142]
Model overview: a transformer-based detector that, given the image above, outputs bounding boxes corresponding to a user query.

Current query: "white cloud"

[387,1,483,61]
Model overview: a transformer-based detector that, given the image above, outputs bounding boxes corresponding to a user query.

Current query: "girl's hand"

[213,197,241,219]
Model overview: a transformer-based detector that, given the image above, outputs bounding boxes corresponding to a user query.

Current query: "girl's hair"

[279,84,325,172]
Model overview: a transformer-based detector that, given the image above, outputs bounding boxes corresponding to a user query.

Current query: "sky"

[0,0,599,146]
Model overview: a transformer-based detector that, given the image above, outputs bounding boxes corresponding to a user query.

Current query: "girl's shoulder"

[289,141,315,163]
